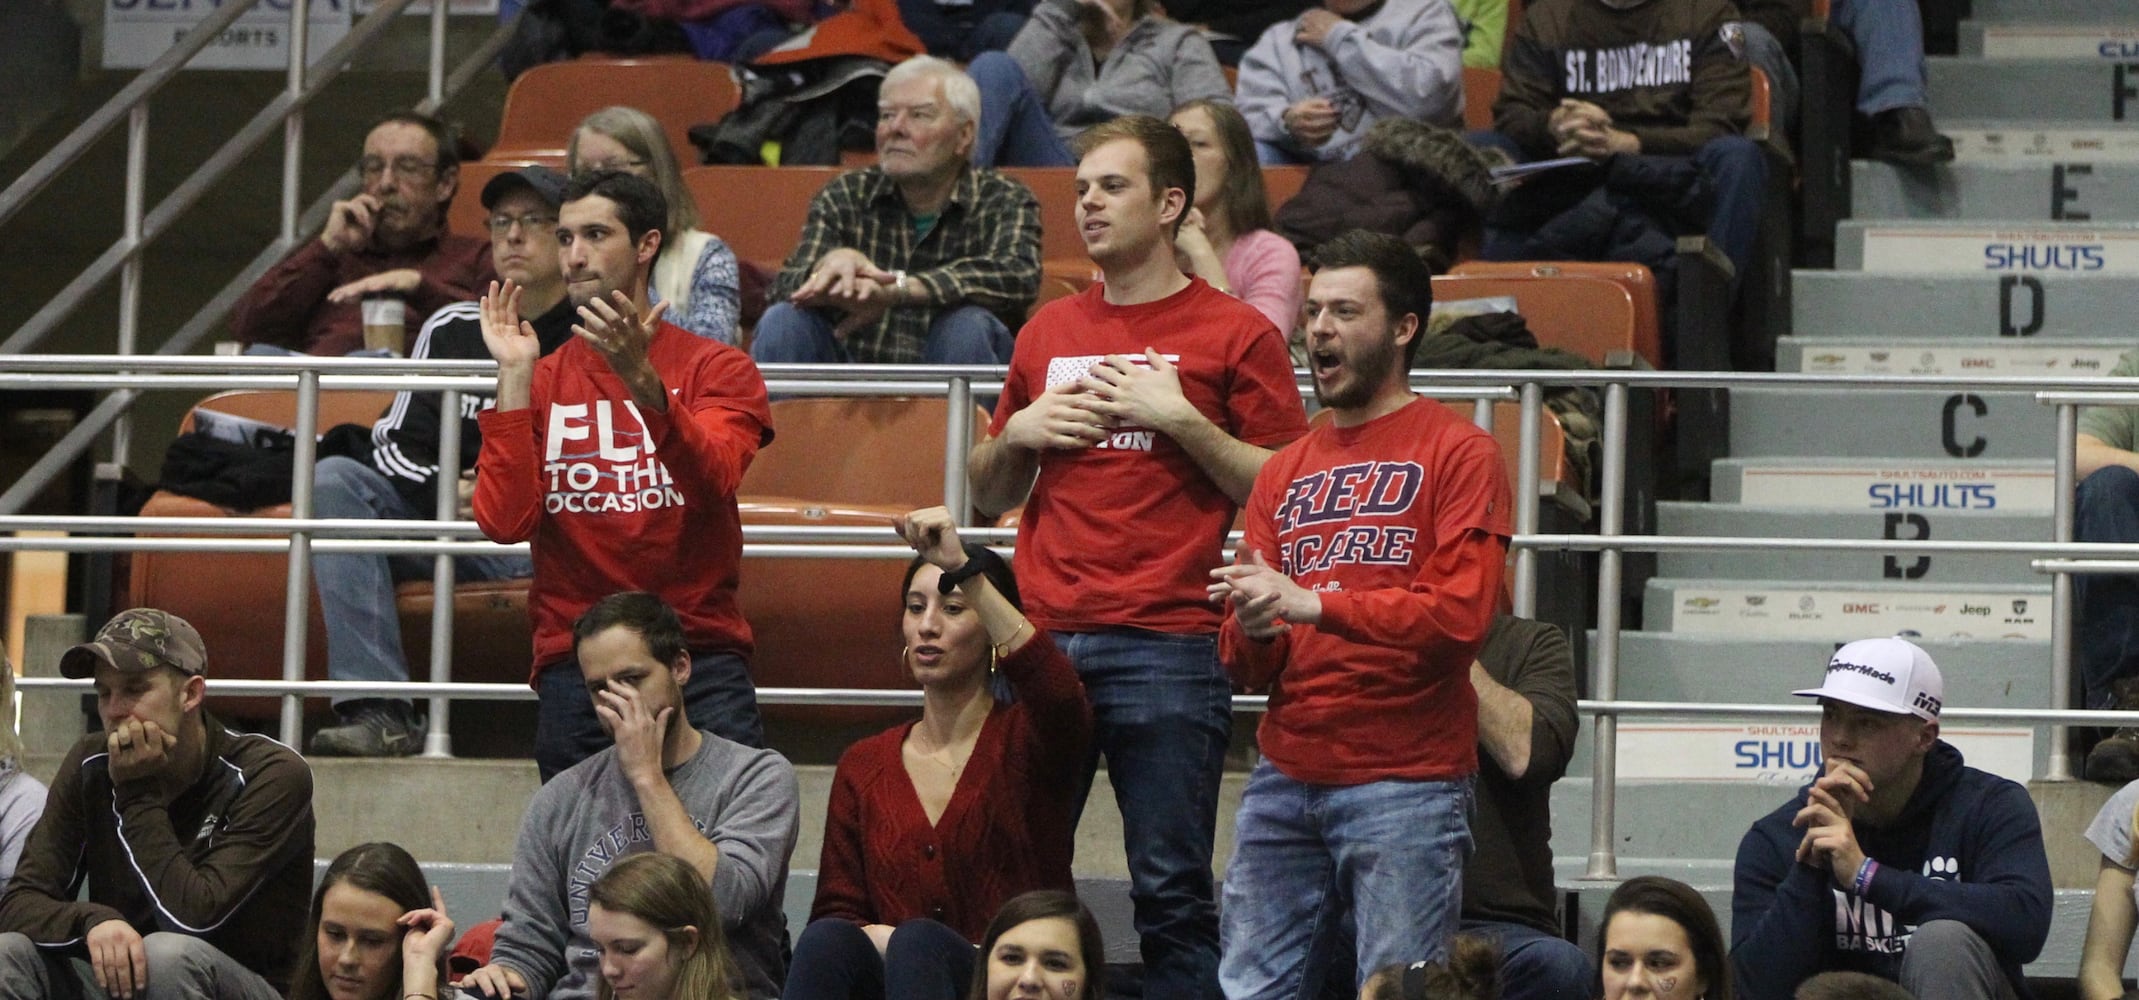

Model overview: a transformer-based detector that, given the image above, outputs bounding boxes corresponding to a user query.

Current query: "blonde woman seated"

[588,852,742,1000]
[569,106,742,344]
[1170,98,1304,343]
[783,507,1093,1000]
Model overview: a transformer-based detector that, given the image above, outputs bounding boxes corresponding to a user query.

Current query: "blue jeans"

[749,303,1014,365]
[967,52,1076,168]
[2077,466,2139,710]
[782,918,975,1000]
[1255,140,1315,166]
[1057,629,1231,1000]
[1831,0,1930,114]
[1218,762,1476,1000]
[1695,135,1768,286]
[1732,21,1798,137]
[533,650,764,781]
[314,456,531,711]
[1460,919,1594,1000]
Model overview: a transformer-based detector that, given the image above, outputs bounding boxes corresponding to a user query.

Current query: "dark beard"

[1313,328,1401,411]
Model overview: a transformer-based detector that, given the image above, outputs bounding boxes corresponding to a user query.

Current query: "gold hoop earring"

[900,645,913,673]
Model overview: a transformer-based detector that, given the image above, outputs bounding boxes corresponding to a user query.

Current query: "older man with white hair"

[750,55,1043,366]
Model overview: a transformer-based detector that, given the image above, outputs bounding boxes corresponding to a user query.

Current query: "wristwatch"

[892,270,911,305]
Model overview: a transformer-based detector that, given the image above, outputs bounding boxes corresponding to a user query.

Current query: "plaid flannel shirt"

[773,164,1043,364]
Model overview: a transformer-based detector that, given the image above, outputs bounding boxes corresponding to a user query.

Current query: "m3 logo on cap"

[1913,691,1943,715]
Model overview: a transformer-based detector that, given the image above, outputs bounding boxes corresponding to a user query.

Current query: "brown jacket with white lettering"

[1494,0,1750,158]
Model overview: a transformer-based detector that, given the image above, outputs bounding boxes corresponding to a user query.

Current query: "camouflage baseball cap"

[60,608,207,679]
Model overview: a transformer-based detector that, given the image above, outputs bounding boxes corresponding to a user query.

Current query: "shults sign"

[104,0,350,71]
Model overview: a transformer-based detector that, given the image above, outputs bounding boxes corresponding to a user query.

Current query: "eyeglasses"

[358,156,441,181]
[577,158,648,175]
[486,212,557,237]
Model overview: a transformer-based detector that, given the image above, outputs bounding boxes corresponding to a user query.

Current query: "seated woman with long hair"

[2081,779,2139,1000]
[1169,98,1303,343]
[782,508,1092,1000]
[967,891,1106,1000]
[1598,876,1732,1000]
[288,842,454,1000]
[568,106,743,344]
[587,851,740,1000]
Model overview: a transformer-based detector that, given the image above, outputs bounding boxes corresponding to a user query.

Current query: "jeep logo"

[1961,604,1991,616]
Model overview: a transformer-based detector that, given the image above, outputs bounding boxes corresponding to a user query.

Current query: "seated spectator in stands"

[752,56,1041,366]
[2081,780,2139,1000]
[1462,616,1592,1000]
[1730,638,2051,1000]
[783,507,1090,1000]
[2067,387,2139,782]
[969,891,1105,1000]
[1831,0,1952,165]
[1357,935,1502,1000]
[899,0,1033,61]
[0,609,316,1000]
[459,592,800,1000]
[961,0,1231,168]
[1155,0,1313,65]
[474,172,774,780]
[0,649,43,889]
[1236,0,1465,165]
[1794,972,1918,1000]
[1454,0,1508,68]
[288,842,454,1000]
[1489,0,1768,289]
[232,112,495,356]
[588,852,741,1000]
[308,165,570,759]
[570,106,743,345]
[1169,98,1304,340]
[1603,877,1732,1000]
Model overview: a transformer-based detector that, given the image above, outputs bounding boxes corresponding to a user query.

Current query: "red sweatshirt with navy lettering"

[473,321,773,679]
[1222,397,1511,784]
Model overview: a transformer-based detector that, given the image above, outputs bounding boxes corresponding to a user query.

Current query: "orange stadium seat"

[685,164,845,277]
[1262,165,1309,215]
[1442,262,1661,370]
[739,396,989,506]
[487,58,742,167]
[1464,66,1503,131]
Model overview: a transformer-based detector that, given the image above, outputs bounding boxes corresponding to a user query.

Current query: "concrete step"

[1790,270,2139,339]
[1850,159,2139,221]
[1728,387,2052,461]
[1642,578,2052,639]
[1653,502,2051,584]
[1970,0,2139,22]
[1945,120,2139,163]
[1928,57,2139,122]
[1961,22,2139,59]
[1777,337,2129,376]
[1836,219,2139,274]
[1586,632,2051,708]
[1710,457,2054,513]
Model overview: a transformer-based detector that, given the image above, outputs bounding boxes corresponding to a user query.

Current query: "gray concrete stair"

[1970,0,2139,21]
[1835,218,2139,274]
[1851,159,2139,221]
[1776,336,2128,374]
[1708,456,2053,513]
[1642,577,2051,639]
[1961,22,2139,58]
[1790,270,2139,339]
[1928,57,2139,121]
[1728,388,2053,461]
[1653,502,2052,584]
[1943,120,2139,163]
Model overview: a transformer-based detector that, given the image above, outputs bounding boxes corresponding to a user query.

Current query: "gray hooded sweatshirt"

[1237,0,1467,161]
[1009,0,1234,142]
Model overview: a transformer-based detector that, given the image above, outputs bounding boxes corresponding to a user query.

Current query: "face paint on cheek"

[1655,977,1680,996]
[1060,980,1078,997]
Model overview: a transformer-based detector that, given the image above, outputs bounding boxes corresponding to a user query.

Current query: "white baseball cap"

[1793,636,1944,722]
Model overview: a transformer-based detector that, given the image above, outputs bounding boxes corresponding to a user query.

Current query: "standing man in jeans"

[968,115,1307,999]
[1211,230,1511,997]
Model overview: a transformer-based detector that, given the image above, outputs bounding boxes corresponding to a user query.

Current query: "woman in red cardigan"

[782,506,1093,1000]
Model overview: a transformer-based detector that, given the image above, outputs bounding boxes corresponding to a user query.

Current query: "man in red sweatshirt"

[472,170,774,780]
[1211,229,1512,998]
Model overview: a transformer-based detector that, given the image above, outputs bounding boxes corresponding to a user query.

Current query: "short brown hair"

[1073,115,1195,236]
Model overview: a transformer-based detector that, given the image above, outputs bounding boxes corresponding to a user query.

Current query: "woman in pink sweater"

[783,507,1091,1000]
[1171,97,1305,347]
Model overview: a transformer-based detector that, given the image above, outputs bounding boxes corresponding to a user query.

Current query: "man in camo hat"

[0,608,315,1000]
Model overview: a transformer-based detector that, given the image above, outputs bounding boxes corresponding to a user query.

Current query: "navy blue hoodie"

[1729,740,2051,1000]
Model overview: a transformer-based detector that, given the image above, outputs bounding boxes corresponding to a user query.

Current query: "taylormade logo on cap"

[1792,636,1944,722]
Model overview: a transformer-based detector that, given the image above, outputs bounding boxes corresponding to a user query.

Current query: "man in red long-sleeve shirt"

[1210,229,1511,998]
[472,170,774,781]
[230,112,493,356]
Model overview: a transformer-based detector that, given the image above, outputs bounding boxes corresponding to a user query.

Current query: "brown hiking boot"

[2086,678,2139,784]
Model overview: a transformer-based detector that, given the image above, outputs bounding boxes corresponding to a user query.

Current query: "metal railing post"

[945,376,974,526]
[2050,402,2077,781]
[1513,382,1542,618]
[1585,379,1628,880]
[1471,397,1492,430]
[114,105,149,469]
[428,0,449,106]
[282,0,309,243]
[425,388,463,757]
[280,369,321,747]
